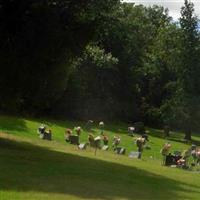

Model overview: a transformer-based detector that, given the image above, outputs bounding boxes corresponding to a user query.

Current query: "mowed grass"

[0,115,200,200]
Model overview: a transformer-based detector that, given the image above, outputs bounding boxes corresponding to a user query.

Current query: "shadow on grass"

[0,115,28,132]
[147,128,200,146]
[31,117,96,133]
[168,138,200,147]
[0,114,85,135]
[103,123,128,135]
[0,137,200,200]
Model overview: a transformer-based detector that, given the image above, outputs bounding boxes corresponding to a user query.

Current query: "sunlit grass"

[0,115,200,200]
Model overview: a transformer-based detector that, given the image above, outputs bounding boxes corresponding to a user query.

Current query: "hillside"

[0,115,200,200]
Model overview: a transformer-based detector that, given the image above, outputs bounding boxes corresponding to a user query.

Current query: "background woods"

[1,0,200,136]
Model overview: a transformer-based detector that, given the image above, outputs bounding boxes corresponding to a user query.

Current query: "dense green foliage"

[0,0,119,113]
[1,0,200,135]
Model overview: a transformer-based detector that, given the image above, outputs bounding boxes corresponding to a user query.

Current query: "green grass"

[0,115,200,200]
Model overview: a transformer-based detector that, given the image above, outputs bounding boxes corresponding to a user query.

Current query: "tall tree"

[143,22,181,126]
[58,44,118,120]
[95,3,173,121]
[178,0,200,139]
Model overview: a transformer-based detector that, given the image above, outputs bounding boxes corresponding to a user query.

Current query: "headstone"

[94,136,102,149]
[78,143,87,150]
[69,135,79,145]
[102,145,109,151]
[85,120,93,130]
[114,147,126,155]
[128,127,135,136]
[129,151,139,158]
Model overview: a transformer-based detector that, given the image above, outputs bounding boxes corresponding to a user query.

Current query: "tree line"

[0,0,199,138]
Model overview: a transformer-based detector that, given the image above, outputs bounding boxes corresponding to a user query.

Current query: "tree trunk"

[184,128,191,141]
[164,125,170,138]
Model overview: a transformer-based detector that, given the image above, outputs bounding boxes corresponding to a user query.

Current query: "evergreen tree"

[178,0,200,140]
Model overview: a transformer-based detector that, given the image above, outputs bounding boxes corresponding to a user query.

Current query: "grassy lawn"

[0,115,200,200]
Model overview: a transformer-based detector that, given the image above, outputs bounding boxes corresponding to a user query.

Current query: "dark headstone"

[69,135,79,145]
[43,132,52,140]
